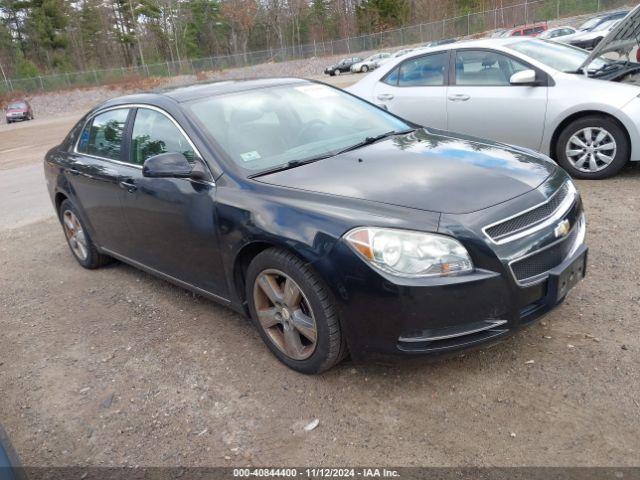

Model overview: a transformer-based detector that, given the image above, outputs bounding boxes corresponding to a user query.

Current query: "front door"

[117,107,228,297]
[372,51,449,130]
[446,49,548,151]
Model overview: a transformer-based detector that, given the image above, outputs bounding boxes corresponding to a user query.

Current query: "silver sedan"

[347,36,640,179]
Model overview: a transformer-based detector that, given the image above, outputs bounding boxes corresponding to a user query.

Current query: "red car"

[5,99,34,124]
[503,21,548,37]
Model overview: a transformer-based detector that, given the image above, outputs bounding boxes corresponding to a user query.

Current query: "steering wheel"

[296,119,330,143]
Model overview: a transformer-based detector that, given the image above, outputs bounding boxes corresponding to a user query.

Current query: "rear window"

[77,108,129,161]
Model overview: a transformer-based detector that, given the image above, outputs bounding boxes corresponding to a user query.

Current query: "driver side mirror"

[143,152,197,179]
[510,69,539,85]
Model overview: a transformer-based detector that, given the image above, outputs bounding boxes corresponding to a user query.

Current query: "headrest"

[230,107,264,124]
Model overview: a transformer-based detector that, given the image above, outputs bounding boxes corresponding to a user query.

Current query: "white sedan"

[350,52,391,73]
[347,23,640,179]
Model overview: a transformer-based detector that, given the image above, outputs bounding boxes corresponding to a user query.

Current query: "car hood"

[580,6,639,70]
[6,108,26,113]
[256,128,556,215]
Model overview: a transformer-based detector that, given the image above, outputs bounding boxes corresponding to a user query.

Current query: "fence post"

[557,0,560,19]
[38,76,44,90]
[442,18,446,38]
[597,0,600,11]
[524,1,528,24]
[467,12,470,35]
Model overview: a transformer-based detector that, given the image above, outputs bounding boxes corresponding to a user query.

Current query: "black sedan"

[324,57,362,76]
[44,78,587,373]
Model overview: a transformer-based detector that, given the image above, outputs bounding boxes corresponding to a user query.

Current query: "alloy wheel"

[565,127,617,173]
[252,269,318,361]
[62,210,89,261]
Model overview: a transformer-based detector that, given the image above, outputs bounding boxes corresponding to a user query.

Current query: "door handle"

[377,93,394,101]
[119,179,137,193]
[448,94,471,102]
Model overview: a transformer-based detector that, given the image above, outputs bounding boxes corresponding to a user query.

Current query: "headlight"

[344,227,473,278]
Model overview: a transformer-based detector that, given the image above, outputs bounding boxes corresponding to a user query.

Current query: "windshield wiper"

[249,156,331,177]
[250,128,414,178]
[333,129,414,156]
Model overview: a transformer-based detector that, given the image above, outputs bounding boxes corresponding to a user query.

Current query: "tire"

[555,115,629,179]
[59,199,113,269]
[6,119,11,124]
[361,65,369,73]
[246,248,347,374]
[334,69,341,76]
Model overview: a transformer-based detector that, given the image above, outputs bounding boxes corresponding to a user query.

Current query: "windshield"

[7,102,26,109]
[579,17,602,31]
[508,39,608,72]
[187,83,410,173]
[594,19,619,31]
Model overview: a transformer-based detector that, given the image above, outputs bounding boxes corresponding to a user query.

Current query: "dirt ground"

[0,74,639,468]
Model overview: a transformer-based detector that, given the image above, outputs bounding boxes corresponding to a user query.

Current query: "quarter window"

[78,109,129,161]
[455,50,530,86]
[130,108,197,166]
[396,53,448,87]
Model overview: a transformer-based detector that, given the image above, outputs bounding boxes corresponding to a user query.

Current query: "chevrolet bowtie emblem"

[554,219,571,238]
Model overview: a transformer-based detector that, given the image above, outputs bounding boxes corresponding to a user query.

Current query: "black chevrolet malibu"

[44,78,587,373]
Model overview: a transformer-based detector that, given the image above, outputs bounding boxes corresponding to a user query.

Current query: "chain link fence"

[0,0,635,94]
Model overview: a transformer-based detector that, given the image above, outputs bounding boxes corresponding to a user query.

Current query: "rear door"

[67,107,133,251]
[372,51,450,129]
[117,106,228,297]
[445,48,548,150]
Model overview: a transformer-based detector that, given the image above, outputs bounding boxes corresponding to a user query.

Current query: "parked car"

[538,26,576,40]
[351,52,391,73]
[573,9,629,34]
[348,27,640,179]
[564,19,621,49]
[45,78,587,373]
[4,99,33,123]
[324,57,362,76]
[490,28,508,38]
[376,48,416,67]
[503,21,548,37]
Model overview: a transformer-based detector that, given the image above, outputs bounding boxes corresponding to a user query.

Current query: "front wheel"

[361,65,369,73]
[334,69,341,76]
[246,248,347,374]
[555,115,629,179]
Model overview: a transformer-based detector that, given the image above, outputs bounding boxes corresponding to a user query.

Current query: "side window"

[455,50,530,86]
[397,53,447,87]
[78,109,129,160]
[130,108,197,166]
[383,67,399,86]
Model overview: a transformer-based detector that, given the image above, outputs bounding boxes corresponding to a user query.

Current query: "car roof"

[99,77,310,108]
[413,37,527,54]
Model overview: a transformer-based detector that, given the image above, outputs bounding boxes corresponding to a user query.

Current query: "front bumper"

[314,177,587,360]
[6,114,27,121]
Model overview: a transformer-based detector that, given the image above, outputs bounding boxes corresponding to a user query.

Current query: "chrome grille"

[485,182,572,243]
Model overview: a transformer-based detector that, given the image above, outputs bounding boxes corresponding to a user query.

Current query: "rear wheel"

[246,248,347,374]
[334,69,341,76]
[59,199,112,269]
[555,115,629,179]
